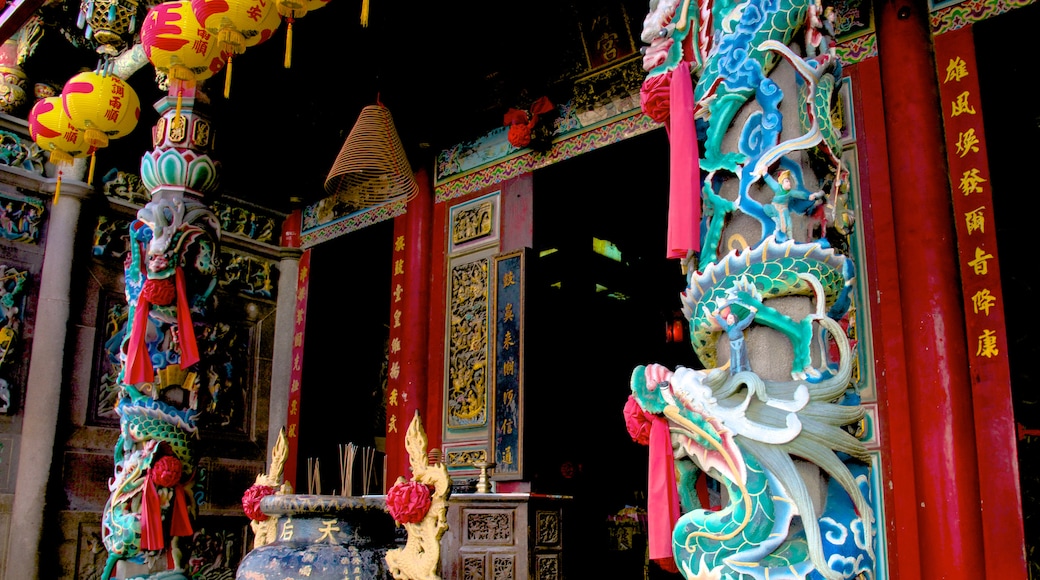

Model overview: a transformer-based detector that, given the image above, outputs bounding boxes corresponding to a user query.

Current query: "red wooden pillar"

[875,0,986,574]
[933,27,1027,579]
[383,168,433,487]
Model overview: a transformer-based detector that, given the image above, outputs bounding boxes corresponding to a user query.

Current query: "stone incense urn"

[236,494,399,579]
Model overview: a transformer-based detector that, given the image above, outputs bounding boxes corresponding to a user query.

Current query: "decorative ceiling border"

[300,198,407,249]
[930,0,1034,34]
[434,108,661,204]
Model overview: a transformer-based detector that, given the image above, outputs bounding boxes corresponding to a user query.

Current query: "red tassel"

[139,475,165,551]
[169,485,194,537]
[174,267,200,368]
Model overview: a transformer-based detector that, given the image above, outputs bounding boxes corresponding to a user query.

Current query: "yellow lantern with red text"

[61,70,141,183]
[245,1,282,49]
[275,0,329,68]
[28,96,95,203]
[190,0,276,97]
[141,1,227,118]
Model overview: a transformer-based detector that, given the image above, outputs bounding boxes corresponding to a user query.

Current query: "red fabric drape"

[124,267,199,384]
[647,415,681,572]
[174,267,200,368]
[666,60,702,261]
[139,476,165,551]
[169,484,193,538]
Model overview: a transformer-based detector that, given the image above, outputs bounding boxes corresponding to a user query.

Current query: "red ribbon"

[174,267,200,368]
[139,471,194,553]
[647,415,681,572]
[124,267,199,384]
[139,475,165,551]
[169,484,194,538]
[666,60,702,261]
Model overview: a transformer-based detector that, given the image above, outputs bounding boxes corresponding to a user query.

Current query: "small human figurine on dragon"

[627,0,874,579]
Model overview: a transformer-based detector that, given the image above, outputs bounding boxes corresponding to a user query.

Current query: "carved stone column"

[5,178,92,580]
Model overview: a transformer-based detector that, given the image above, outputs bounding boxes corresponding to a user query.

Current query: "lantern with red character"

[27,96,95,204]
[61,69,140,185]
[141,0,227,120]
[190,0,277,98]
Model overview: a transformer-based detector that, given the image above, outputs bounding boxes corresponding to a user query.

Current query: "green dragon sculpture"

[629,0,874,578]
[101,190,219,580]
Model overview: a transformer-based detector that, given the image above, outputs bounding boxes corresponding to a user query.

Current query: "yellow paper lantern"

[244,2,282,49]
[141,1,227,118]
[28,96,94,203]
[191,0,277,97]
[61,70,141,184]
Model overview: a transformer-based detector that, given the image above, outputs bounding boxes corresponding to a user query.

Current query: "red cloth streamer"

[666,60,702,260]
[174,267,200,368]
[139,475,165,551]
[648,415,681,572]
[124,267,199,383]
[124,276,173,385]
[169,484,194,538]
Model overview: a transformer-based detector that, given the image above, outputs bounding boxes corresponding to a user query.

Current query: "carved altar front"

[440,493,569,580]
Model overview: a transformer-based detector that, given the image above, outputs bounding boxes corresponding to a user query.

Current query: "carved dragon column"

[100,89,222,579]
[624,0,877,579]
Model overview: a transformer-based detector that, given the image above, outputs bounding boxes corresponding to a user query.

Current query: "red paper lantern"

[190,0,277,97]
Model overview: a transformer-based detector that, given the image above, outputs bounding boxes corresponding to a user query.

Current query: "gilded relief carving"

[446,448,488,468]
[451,200,494,245]
[447,258,489,428]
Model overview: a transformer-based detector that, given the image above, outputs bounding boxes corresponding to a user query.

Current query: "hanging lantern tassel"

[284,16,293,68]
[361,0,369,26]
[48,148,74,206]
[88,151,97,187]
[224,55,234,99]
[170,66,194,123]
[217,28,246,99]
[53,169,62,205]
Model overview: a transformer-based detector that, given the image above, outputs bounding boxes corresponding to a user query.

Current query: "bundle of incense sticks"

[361,446,376,495]
[307,457,321,495]
[339,443,358,496]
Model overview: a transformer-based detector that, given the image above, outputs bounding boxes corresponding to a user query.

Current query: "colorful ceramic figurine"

[627,0,873,578]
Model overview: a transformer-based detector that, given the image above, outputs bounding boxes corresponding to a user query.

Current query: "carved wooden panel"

[491,553,515,580]
[465,509,515,545]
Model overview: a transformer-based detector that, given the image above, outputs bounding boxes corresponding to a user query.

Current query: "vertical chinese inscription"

[492,250,524,477]
[936,29,1007,365]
